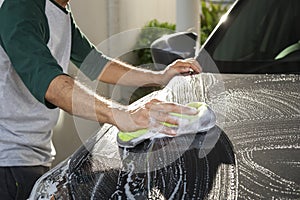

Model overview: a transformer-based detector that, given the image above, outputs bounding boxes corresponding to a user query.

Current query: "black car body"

[201,0,300,74]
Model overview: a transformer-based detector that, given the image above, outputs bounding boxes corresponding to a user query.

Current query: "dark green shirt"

[0,0,110,107]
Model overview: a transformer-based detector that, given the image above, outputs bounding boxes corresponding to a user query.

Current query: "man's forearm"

[44,75,170,133]
[97,58,201,88]
[98,59,165,87]
[45,75,121,125]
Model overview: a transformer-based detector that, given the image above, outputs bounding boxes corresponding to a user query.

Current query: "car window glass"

[213,0,300,62]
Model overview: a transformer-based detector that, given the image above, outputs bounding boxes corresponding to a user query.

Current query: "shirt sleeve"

[70,13,111,80]
[0,0,66,108]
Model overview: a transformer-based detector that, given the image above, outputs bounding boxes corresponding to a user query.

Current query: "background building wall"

[118,0,176,32]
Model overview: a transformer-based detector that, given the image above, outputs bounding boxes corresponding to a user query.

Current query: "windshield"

[213,0,300,62]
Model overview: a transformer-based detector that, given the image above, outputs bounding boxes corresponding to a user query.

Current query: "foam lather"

[117,102,216,148]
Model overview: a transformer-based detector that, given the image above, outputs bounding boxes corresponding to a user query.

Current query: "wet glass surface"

[30,74,300,199]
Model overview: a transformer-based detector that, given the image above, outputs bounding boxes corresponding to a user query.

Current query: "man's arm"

[98,58,201,87]
[69,13,201,87]
[45,75,198,134]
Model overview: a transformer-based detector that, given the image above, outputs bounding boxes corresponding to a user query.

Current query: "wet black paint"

[30,74,300,199]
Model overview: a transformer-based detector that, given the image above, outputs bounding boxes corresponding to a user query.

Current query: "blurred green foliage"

[134,19,176,66]
[201,0,229,44]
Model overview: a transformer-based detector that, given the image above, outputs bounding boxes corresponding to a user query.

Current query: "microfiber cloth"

[117,102,216,148]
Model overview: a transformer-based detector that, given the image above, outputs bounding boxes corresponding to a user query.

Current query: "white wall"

[70,0,108,44]
[119,0,176,32]
[52,0,177,166]
[70,0,176,48]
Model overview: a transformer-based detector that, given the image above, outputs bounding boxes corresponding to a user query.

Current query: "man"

[0,0,201,198]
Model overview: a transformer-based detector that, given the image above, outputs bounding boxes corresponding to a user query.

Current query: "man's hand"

[111,99,198,135]
[159,58,202,86]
